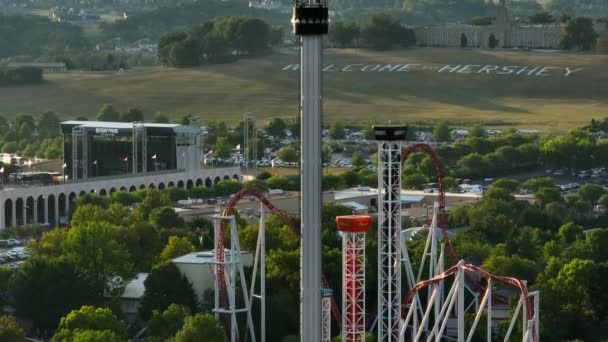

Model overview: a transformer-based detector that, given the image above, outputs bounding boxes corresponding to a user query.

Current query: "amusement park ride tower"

[373,125,407,342]
[291,1,329,341]
[336,215,372,342]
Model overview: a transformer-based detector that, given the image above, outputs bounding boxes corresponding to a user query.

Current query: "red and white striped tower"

[336,215,372,342]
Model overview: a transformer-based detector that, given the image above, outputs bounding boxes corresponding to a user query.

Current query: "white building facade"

[0,167,240,230]
[414,0,563,49]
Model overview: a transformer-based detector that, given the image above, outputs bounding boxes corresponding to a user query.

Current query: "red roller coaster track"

[401,143,458,265]
[215,188,342,339]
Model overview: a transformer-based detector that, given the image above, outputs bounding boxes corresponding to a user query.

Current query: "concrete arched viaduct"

[0,167,240,230]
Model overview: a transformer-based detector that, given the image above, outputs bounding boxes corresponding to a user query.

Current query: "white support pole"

[54,200,59,227]
[487,280,492,342]
[504,296,523,342]
[260,205,266,342]
[22,202,27,225]
[11,199,16,228]
[531,291,539,342]
[33,199,38,224]
[230,219,237,342]
[44,197,48,225]
[457,261,465,342]
[436,279,460,341]
[414,287,438,341]
[466,286,491,342]
[412,295,418,342]
[232,217,257,342]
[213,218,220,321]
[429,277,458,341]
[522,282,528,342]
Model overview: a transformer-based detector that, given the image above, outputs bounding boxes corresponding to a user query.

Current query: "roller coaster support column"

[249,203,266,342]
[373,125,407,342]
[212,215,256,342]
[292,1,329,341]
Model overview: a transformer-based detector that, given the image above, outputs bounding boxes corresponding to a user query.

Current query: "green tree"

[234,17,271,55]
[561,17,598,50]
[578,183,606,204]
[97,104,120,122]
[269,26,284,47]
[403,173,428,189]
[482,255,538,283]
[329,21,360,47]
[139,261,198,320]
[529,12,555,24]
[65,222,133,297]
[147,304,192,342]
[488,33,498,49]
[214,136,232,159]
[322,144,332,166]
[266,117,288,138]
[13,114,35,131]
[71,330,124,342]
[460,33,468,47]
[173,314,227,342]
[160,236,195,262]
[0,315,24,342]
[522,177,556,193]
[351,151,365,168]
[19,122,33,140]
[267,175,290,189]
[469,124,484,137]
[329,122,345,139]
[38,111,61,138]
[490,178,519,193]
[27,228,69,259]
[52,306,127,342]
[361,13,413,50]
[457,153,491,178]
[120,107,144,122]
[124,223,163,272]
[1,142,17,153]
[277,145,298,163]
[153,113,170,123]
[433,122,450,142]
[11,257,96,329]
[470,16,494,26]
[149,206,184,229]
[535,187,563,207]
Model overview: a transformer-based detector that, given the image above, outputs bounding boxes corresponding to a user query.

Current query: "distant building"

[414,0,562,49]
[172,250,253,303]
[51,10,100,25]
[120,273,148,323]
[7,62,66,73]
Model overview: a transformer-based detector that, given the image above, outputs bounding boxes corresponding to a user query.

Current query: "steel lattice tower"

[337,216,372,342]
[373,126,406,342]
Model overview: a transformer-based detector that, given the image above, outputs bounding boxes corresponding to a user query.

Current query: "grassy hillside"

[1,48,607,131]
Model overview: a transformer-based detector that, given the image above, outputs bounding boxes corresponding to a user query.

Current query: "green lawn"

[1,48,607,132]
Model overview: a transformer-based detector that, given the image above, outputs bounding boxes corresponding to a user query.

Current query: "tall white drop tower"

[292,1,328,341]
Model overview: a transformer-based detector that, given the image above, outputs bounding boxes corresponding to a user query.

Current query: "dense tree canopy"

[158,16,278,67]
[52,306,127,342]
